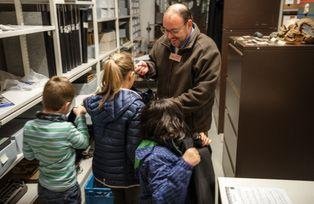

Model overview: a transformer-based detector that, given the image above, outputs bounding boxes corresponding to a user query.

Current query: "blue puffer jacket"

[135,140,193,204]
[84,89,145,187]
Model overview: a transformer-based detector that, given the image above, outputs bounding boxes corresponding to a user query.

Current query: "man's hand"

[199,132,212,146]
[135,60,149,76]
[182,147,201,167]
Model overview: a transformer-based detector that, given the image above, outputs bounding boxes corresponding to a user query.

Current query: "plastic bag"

[0,69,48,91]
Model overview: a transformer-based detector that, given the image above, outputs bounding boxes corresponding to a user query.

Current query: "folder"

[80,8,88,63]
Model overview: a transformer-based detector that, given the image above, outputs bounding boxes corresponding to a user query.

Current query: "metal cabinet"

[223,37,314,180]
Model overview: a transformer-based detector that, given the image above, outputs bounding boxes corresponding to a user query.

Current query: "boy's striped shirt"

[23,116,89,192]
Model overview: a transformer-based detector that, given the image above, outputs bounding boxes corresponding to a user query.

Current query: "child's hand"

[73,105,86,116]
[182,148,201,167]
[199,132,212,146]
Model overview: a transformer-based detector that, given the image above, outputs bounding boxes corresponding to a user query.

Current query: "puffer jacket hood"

[134,140,157,169]
[84,88,141,122]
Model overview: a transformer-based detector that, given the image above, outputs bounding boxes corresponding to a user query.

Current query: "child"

[84,52,145,204]
[135,98,201,204]
[23,76,89,204]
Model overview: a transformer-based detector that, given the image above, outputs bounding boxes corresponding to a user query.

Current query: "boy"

[23,76,89,204]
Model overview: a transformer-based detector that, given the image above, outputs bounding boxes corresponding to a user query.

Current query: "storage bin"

[85,174,113,204]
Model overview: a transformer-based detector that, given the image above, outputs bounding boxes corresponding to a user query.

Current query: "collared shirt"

[175,27,195,53]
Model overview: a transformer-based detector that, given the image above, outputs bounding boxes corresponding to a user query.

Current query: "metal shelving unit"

[0,0,141,202]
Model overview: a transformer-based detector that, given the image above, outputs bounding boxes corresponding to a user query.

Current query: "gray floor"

[209,116,224,178]
[208,116,225,204]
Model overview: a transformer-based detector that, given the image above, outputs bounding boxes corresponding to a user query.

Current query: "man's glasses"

[160,22,187,35]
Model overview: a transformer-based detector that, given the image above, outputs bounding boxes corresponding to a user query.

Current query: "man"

[135,3,221,139]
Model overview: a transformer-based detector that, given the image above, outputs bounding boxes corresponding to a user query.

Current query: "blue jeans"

[38,182,81,204]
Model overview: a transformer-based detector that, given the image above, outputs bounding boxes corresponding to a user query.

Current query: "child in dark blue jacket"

[84,52,145,204]
[135,98,201,204]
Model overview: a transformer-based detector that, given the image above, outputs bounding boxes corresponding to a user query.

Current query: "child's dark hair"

[42,76,75,111]
[141,98,191,146]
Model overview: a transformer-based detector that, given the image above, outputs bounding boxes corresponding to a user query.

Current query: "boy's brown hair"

[42,76,75,111]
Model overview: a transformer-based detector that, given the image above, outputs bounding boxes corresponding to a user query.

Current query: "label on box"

[0,154,8,165]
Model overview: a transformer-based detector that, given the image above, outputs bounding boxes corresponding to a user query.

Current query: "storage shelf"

[0,25,55,39]
[97,17,117,23]
[0,153,23,179]
[98,48,119,61]
[119,15,131,20]
[121,41,134,49]
[16,157,92,204]
[62,58,98,82]
[133,36,141,41]
[17,183,37,204]
[0,87,43,126]
[0,0,93,4]
[63,0,94,5]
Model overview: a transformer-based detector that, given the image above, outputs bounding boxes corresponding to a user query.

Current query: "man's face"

[162,13,192,48]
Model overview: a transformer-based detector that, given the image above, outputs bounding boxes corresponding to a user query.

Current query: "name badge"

[169,53,182,62]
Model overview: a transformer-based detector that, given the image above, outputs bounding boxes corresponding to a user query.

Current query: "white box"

[0,140,17,176]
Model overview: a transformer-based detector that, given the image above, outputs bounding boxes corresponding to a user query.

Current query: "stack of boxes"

[118,0,129,17]
[131,0,141,56]
[99,30,117,53]
[132,18,140,40]
[96,0,115,20]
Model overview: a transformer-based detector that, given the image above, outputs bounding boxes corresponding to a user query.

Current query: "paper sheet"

[226,186,292,204]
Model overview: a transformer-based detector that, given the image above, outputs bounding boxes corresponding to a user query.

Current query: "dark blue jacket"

[135,140,193,203]
[84,89,144,187]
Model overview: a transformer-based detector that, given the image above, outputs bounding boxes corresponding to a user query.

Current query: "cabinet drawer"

[224,110,237,167]
[225,78,240,134]
[213,97,219,128]
[222,143,234,177]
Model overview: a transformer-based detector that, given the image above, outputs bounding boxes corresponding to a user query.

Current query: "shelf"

[0,153,24,179]
[97,17,117,23]
[0,87,43,126]
[133,36,141,41]
[119,15,131,20]
[121,41,134,49]
[0,0,42,4]
[62,58,98,82]
[0,25,55,39]
[16,157,92,204]
[17,183,38,204]
[98,48,119,61]
[132,14,140,18]
[63,0,94,5]
[0,59,97,126]
[77,157,93,185]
